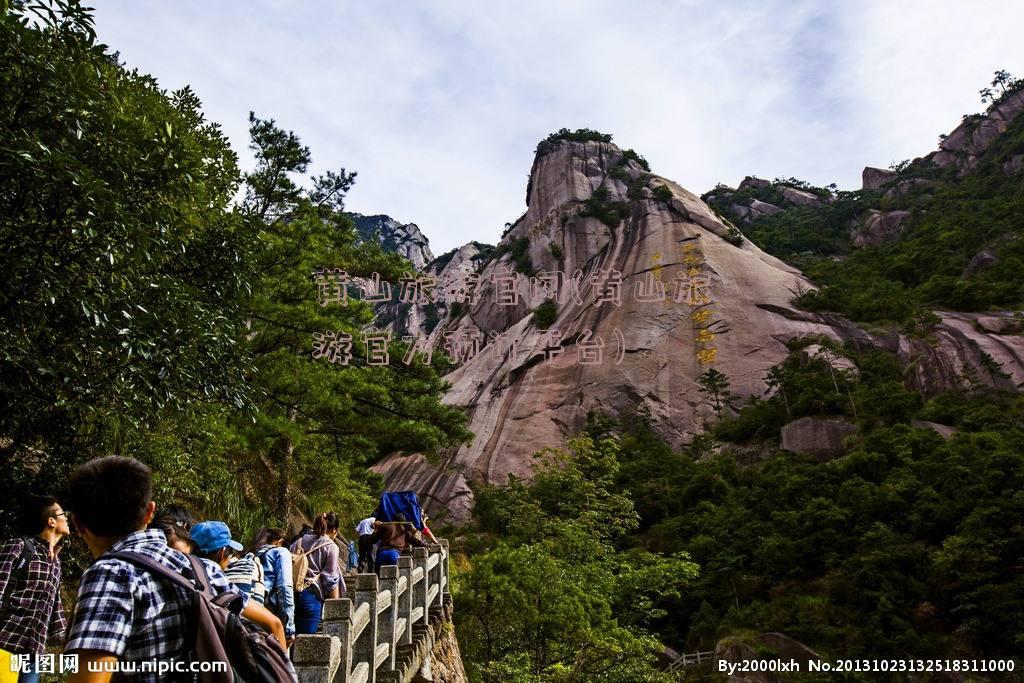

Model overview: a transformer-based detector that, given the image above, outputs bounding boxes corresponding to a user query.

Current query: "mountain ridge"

[364,93,1024,521]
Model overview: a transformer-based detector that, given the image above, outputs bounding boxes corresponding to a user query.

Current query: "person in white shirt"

[354,516,376,573]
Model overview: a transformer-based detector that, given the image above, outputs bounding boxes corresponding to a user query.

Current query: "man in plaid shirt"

[64,456,285,683]
[0,494,69,683]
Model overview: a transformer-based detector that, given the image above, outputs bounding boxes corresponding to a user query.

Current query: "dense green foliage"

[542,127,613,145]
[651,184,673,203]
[608,341,1023,663]
[532,299,558,328]
[455,436,698,682]
[0,1,470,541]
[0,1,251,475]
[580,186,631,228]
[493,236,534,276]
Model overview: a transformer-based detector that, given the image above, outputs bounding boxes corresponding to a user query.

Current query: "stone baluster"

[378,565,400,671]
[440,539,451,598]
[321,598,354,683]
[397,555,414,646]
[427,543,442,609]
[292,635,340,683]
[412,546,430,626]
[353,573,380,683]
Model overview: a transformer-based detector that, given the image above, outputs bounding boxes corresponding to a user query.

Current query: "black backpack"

[0,537,39,618]
[108,551,296,683]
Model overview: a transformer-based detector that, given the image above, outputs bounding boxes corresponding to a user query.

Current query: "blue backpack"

[373,491,424,530]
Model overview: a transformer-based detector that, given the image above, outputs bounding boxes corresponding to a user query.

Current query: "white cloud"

[90,1,1024,253]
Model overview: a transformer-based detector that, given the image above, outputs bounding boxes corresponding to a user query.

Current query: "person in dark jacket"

[369,513,425,573]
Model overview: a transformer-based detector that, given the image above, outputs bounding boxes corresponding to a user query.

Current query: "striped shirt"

[0,537,66,655]
[225,553,265,604]
[66,529,245,681]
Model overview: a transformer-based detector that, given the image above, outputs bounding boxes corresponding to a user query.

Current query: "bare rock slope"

[373,139,1024,521]
[375,140,852,519]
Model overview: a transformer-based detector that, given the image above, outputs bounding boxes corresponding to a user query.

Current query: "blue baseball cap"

[190,521,244,554]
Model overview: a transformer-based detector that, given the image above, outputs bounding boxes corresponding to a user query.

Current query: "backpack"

[249,554,266,606]
[108,551,295,683]
[0,537,39,618]
[290,538,334,593]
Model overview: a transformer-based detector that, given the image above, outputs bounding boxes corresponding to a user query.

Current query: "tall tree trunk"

[276,407,297,520]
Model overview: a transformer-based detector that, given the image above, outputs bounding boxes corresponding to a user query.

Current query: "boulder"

[748,198,783,217]
[975,315,1023,335]
[777,185,821,206]
[728,199,782,224]
[780,417,857,460]
[850,209,911,248]
[888,311,1024,395]
[962,247,999,277]
[757,633,822,670]
[738,175,771,191]
[862,166,896,190]
[799,343,859,378]
[882,178,935,201]
[911,419,957,439]
[1003,154,1024,175]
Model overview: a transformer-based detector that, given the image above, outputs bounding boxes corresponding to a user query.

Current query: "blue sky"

[92,1,1024,254]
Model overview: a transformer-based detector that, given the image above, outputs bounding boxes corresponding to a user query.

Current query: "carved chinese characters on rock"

[310,242,724,368]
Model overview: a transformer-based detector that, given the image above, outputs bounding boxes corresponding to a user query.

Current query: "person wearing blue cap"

[191,521,287,647]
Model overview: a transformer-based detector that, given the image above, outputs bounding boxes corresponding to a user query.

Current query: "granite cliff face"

[370,137,1024,521]
[371,141,860,520]
[350,213,435,270]
[929,89,1024,175]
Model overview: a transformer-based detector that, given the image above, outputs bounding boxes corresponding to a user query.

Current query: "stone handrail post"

[412,546,430,627]
[397,555,414,646]
[378,565,400,671]
[353,573,380,683]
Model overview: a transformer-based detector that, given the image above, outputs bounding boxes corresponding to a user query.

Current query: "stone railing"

[293,540,452,683]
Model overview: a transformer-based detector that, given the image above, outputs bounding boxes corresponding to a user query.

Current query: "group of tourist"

[353,511,437,575]
[0,455,437,682]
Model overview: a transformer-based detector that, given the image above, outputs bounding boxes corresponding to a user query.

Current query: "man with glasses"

[0,494,70,683]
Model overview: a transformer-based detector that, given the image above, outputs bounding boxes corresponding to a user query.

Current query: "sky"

[91,1,1024,254]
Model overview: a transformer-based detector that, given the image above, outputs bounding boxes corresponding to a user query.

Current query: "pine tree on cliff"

[238,114,471,518]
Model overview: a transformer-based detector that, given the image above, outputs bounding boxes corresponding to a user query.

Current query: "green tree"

[458,436,699,682]
[698,368,731,416]
[0,1,253,509]
[236,113,472,518]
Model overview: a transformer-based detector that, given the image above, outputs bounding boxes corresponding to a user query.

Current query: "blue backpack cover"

[374,491,424,530]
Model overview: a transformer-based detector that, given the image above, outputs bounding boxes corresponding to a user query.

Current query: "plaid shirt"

[66,529,246,681]
[0,537,66,655]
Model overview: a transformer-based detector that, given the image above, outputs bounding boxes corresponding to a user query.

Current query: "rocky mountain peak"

[374,125,1024,522]
[349,212,435,270]
[373,136,853,520]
